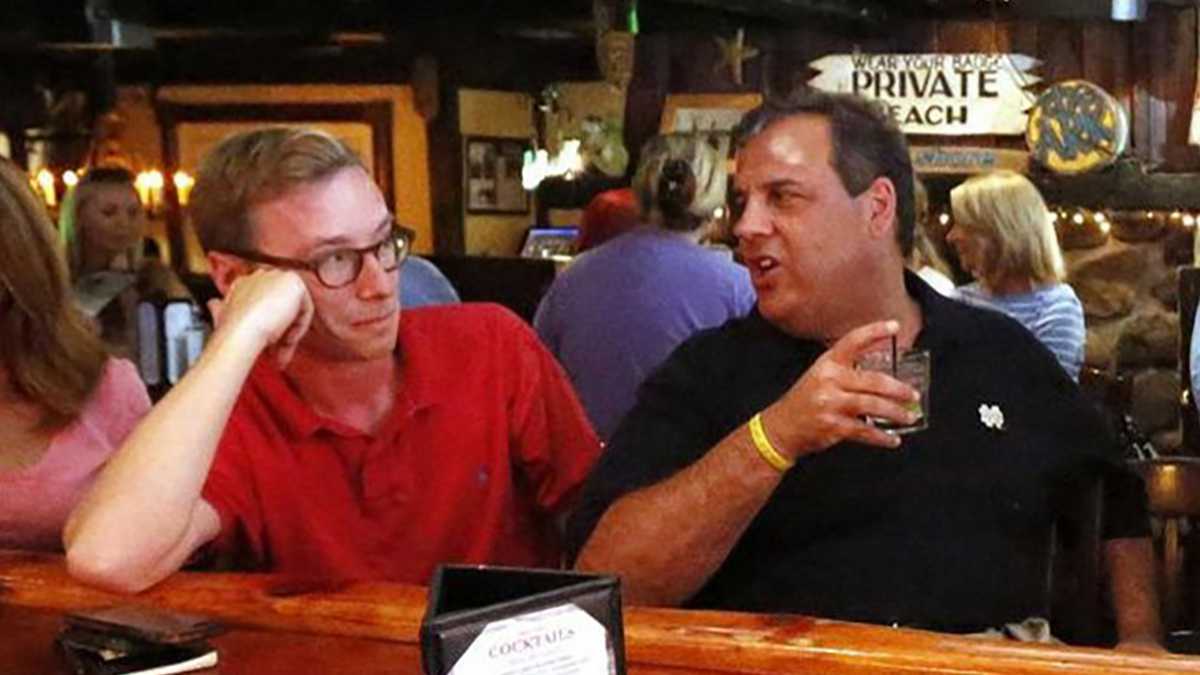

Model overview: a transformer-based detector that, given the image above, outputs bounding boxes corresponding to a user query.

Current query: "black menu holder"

[420,565,626,675]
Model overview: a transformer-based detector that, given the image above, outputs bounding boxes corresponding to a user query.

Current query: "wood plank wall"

[623,6,1199,172]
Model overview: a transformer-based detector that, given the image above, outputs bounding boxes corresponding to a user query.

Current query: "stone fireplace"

[1061,211,1195,453]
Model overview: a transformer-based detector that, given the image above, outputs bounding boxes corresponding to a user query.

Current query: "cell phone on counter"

[57,606,223,675]
[63,605,224,646]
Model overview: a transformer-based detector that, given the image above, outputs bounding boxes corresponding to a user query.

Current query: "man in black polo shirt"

[567,90,1162,649]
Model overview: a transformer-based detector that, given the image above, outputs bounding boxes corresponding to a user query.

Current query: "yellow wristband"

[749,412,794,473]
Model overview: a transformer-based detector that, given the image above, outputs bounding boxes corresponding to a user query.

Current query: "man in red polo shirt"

[64,128,601,592]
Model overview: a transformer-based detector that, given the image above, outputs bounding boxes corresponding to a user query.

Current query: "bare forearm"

[1105,537,1163,648]
[576,321,914,606]
[575,424,782,606]
[64,326,262,589]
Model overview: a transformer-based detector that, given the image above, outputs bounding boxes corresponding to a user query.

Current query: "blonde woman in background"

[534,133,756,440]
[0,159,149,551]
[947,170,1085,380]
[909,177,956,296]
[61,167,190,357]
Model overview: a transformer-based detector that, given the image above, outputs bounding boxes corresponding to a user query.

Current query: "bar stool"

[1129,457,1200,632]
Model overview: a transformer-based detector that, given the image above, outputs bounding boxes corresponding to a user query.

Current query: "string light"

[62,170,79,188]
[1040,206,1200,234]
[937,212,951,226]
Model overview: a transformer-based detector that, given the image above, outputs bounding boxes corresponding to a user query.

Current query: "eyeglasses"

[223,223,415,289]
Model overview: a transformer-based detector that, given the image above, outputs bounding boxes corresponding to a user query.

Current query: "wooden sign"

[808,53,1041,136]
[910,146,1029,175]
[1026,80,1129,175]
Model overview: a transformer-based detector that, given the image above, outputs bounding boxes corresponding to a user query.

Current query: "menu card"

[420,565,625,675]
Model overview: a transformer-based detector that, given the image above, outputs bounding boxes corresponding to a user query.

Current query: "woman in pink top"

[0,159,150,551]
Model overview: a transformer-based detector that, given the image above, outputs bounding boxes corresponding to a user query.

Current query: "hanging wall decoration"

[713,29,759,86]
[809,52,1040,136]
[465,136,531,214]
[1026,80,1129,175]
[598,30,636,91]
[659,93,762,134]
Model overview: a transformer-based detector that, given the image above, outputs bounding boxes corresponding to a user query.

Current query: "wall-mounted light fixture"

[1111,0,1148,21]
[173,170,195,207]
[134,169,164,212]
[521,139,585,191]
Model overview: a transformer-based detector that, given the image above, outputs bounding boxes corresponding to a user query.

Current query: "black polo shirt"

[566,272,1148,632]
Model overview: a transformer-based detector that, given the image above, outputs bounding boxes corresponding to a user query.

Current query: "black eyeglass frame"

[220,222,416,289]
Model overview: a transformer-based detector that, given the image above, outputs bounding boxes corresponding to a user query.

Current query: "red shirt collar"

[246,313,451,440]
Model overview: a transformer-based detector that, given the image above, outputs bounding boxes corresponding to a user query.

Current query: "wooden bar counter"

[3,551,1200,674]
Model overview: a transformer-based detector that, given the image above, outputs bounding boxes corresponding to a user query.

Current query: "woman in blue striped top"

[946,170,1085,381]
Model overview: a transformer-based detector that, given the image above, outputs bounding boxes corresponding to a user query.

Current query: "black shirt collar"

[743,269,974,354]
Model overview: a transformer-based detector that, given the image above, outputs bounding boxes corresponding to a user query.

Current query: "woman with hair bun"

[534,133,756,440]
[947,170,1085,380]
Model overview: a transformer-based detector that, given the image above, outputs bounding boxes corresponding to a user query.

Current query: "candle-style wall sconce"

[34,169,58,208]
[172,170,195,207]
[134,169,165,215]
[26,166,192,218]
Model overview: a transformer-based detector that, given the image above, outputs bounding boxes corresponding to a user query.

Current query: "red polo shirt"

[201,303,601,584]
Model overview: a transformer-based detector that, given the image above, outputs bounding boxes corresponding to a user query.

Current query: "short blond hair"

[190,127,365,253]
[949,170,1063,289]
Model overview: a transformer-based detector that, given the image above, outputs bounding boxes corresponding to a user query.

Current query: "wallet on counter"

[56,606,224,675]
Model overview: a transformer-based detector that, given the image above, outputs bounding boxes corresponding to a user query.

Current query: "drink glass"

[856,349,931,434]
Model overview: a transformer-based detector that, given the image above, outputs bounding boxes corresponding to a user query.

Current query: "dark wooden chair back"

[1130,457,1200,632]
[425,255,557,323]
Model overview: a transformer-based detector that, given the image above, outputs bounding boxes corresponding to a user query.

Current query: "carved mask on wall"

[597,31,635,91]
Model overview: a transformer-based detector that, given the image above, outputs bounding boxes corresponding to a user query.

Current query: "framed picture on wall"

[659,93,763,134]
[464,136,530,214]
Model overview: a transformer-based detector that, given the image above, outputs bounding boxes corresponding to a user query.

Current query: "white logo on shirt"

[979,404,1005,431]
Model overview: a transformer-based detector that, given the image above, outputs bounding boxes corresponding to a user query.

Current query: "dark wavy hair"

[734,88,915,256]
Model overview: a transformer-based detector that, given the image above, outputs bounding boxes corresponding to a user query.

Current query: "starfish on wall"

[714,28,760,86]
